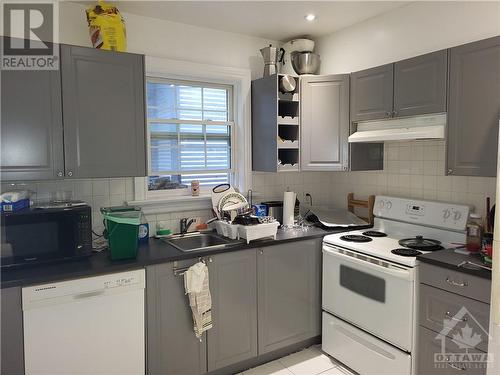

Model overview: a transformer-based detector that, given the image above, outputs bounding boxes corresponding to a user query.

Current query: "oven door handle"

[323,245,412,281]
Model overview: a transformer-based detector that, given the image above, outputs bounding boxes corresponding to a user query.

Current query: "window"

[146,78,233,191]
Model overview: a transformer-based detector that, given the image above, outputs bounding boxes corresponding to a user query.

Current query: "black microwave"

[1,205,92,268]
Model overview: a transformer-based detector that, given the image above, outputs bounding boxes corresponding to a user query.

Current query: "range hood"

[348,114,446,143]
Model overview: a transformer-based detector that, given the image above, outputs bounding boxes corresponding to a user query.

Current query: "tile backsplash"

[3,139,496,234]
[253,140,496,221]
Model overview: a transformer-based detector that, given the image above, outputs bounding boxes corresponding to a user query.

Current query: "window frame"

[146,77,235,183]
[130,56,252,212]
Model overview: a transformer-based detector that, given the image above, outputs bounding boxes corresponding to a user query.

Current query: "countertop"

[1,226,344,289]
[417,249,492,280]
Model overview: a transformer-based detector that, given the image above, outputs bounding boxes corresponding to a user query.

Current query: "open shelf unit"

[252,74,300,172]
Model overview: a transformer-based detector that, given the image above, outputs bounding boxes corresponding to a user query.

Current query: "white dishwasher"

[22,269,145,375]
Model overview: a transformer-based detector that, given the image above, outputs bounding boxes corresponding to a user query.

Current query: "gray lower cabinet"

[301,74,349,171]
[1,68,64,180]
[447,36,500,177]
[350,64,394,122]
[417,326,487,375]
[394,50,447,117]
[147,261,207,375]
[207,250,258,371]
[257,239,322,354]
[1,287,24,375]
[61,44,147,178]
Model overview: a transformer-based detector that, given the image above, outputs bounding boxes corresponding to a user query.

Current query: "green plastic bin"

[102,210,142,260]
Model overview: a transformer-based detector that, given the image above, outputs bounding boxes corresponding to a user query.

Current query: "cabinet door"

[1,66,64,181]
[61,44,146,178]
[1,287,24,375]
[447,36,500,177]
[147,262,207,375]
[207,250,257,371]
[301,75,349,171]
[350,64,394,122]
[257,239,321,354]
[394,50,447,117]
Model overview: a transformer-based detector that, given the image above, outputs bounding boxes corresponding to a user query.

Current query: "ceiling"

[85,1,409,41]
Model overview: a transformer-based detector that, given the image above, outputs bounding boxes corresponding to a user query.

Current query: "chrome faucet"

[180,218,195,234]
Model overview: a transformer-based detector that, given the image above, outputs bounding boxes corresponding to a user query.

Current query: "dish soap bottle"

[466,213,483,252]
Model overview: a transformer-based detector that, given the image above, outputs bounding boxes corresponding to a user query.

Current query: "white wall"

[59,2,276,80]
[316,1,500,74]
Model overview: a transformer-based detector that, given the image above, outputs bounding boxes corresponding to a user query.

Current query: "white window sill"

[128,194,213,214]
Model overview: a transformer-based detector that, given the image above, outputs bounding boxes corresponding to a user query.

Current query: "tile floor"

[238,346,357,375]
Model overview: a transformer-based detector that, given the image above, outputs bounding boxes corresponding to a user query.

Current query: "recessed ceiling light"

[305,14,316,22]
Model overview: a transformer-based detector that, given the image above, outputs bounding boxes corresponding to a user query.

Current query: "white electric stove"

[321,196,470,375]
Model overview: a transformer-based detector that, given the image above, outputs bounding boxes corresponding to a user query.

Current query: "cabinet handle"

[259,250,264,255]
[446,277,468,287]
[447,169,453,175]
[448,363,466,371]
[385,111,392,117]
[57,171,63,177]
[208,257,213,263]
[445,311,468,322]
[67,171,73,177]
[342,166,348,171]
[392,110,397,117]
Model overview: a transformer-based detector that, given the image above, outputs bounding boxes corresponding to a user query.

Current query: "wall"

[1,2,279,234]
[305,1,499,221]
[316,1,500,74]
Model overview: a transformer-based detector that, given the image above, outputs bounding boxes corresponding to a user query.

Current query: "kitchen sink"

[163,232,242,252]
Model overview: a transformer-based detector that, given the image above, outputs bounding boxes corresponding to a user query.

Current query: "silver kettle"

[260,44,285,77]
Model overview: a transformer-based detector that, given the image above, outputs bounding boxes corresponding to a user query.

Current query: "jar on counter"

[466,213,483,252]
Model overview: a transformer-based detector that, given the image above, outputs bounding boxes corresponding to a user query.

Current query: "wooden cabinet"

[351,50,448,122]
[394,50,448,117]
[252,74,301,172]
[1,287,24,375]
[416,263,491,375]
[257,239,322,354]
[446,36,500,177]
[301,74,349,171]
[1,68,64,180]
[0,38,147,181]
[207,250,258,371]
[60,45,147,178]
[146,261,207,375]
[350,64,394,122]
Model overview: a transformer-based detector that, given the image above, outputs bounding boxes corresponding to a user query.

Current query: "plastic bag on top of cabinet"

[85,1,127,51]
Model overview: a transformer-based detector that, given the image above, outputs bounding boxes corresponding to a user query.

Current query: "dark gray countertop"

[1,226,346,289]
[417,249,492,280]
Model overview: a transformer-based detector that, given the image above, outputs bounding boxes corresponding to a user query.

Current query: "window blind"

[146,79,233,188]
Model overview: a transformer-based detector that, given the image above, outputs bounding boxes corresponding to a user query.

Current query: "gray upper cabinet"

[447,36,500,177]
[61,45,146,178]
[350,64,394,122]
[147,261,207,375]
[257,239,321,354]
[1,68,64,181]
[1,287,24,375]
[394,50,448,117]
[301,74,349,171]
[207,250,258,371]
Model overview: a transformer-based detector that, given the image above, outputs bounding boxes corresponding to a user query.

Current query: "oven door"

[322,244,414,351]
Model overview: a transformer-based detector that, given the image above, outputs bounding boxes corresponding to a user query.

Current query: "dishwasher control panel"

[104,275,140,289]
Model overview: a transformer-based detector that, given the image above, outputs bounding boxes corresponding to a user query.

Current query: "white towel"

[184,262,213,339]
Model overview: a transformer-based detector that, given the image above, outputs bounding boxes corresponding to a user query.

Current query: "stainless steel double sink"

[163,232,243,252]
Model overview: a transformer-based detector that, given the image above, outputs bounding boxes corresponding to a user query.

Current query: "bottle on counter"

[466,213,483,252]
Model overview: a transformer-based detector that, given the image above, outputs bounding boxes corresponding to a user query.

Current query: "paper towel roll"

[283,191,296,226]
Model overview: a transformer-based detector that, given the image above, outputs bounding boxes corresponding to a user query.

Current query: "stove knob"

[386,201,392,210]
[453,211,462,221]
[379,200,385,209]
[443,209,451,220]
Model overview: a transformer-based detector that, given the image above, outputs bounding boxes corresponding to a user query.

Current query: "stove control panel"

[374,196,470,231]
